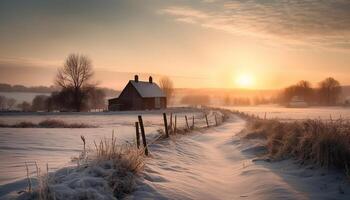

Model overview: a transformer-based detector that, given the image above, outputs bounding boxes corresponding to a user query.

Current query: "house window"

[155,97,161,108]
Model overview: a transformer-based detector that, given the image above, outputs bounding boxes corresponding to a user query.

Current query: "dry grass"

[90,133,145,198]
[93,133,145,173]
[0,119,95,128]
[244,118,350,174]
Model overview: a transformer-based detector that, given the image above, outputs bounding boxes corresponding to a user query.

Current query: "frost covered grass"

[243,117,350,175]
[18,134,144,200]
[0,119,96,128]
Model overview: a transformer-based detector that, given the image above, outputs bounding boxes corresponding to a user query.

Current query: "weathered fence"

[134,110,227,156]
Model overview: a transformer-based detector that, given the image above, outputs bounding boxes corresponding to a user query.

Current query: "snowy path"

[127,115,348,199]
[127,116,309,200]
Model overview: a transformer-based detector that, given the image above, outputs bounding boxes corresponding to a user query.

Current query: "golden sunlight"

[235,74,254,88]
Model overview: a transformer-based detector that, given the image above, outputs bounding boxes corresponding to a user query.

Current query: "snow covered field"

[1,106,349,199]
[0,109,205,198]
[224,105,350,121]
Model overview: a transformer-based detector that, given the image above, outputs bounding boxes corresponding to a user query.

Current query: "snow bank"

[15,141,145,200]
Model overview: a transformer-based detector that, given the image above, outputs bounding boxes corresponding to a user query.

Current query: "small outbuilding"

[287,96,308,108]
[108,75,167,111]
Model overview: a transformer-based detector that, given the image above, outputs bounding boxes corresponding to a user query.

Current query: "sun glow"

[235,74,254,88]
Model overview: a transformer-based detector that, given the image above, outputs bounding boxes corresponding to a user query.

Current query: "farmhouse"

[108,75,167,111]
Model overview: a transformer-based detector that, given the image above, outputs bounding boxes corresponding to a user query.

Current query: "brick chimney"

[149,76,153,83]
[134,75,139,82]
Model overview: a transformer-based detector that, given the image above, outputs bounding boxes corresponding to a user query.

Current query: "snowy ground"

[1,106,350,199]
[223,105,350,121]
[128,115,350,200]
[0,108,206,198]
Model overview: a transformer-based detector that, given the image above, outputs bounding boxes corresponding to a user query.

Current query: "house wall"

[142,97,166,110]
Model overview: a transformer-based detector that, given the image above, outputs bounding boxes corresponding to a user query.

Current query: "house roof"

[129,80,166,98]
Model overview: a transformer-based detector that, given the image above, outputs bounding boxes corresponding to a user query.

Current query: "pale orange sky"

[1,0,350,90]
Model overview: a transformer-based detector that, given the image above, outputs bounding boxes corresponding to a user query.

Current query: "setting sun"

[235,74,254,88]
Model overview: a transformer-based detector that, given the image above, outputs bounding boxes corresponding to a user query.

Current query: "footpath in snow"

[127,115,350,200]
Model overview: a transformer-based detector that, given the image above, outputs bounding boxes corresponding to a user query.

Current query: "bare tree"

[86,87,106,111]
[318,77,342,105]
[6,98,16,110]
[281,80,315,104]
[296,80,314,103]
[159,76,174,105]
[55,53,94,111]
[17,101,31,112]
[0,95,6,110]
[32,95,49,111]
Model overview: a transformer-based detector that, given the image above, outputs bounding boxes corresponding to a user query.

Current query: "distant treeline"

[0,83,58,93]
[279,77,346,106]
[0,83,121,112]
[0,88,108,112]
[0,83,119,97]
[180,77,349,107]
[223,96,274,106]
[180,94,275,106]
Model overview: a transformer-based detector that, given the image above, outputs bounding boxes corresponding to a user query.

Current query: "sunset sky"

[0,0,349,90]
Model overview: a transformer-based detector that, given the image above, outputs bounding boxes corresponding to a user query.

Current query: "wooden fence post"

[135,122,140,149]
[264,112,267,120]
[163,113,169,137]
[185,115,190,130]
[174,115,177,134]
[205,114,209,127]
[192,115,195,129]
[215,114,218,126]
[170,113,173,132]
[138,115,149,156]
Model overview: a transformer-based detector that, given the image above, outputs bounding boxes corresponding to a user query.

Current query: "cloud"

[161,0,350,50]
